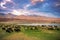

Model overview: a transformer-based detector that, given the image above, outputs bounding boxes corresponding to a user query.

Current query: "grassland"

[0,23,60,40]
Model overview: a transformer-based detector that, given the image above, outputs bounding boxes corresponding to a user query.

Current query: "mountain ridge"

[0,13,60,23]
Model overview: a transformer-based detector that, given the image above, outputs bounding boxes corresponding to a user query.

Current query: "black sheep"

[6,28,13,33]
[2,27,6,30]
[14,28,21,32]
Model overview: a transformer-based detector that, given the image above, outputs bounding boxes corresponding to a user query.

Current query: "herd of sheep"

[0,23,60,33]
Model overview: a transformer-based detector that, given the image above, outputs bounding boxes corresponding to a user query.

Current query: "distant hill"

[0,13,6,16]
[0,13,60,23]
[0,13,16,18]
[13,15,60,23]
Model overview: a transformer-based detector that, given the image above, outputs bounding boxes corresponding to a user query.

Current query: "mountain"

[0,13,6,16]
[0,13,60,23]
[0,13,16,22]
[13,15,60,23]
[0,13,6,18]
[0,13,16,18]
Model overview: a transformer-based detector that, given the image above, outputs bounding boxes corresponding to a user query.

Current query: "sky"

[0,0,60,18]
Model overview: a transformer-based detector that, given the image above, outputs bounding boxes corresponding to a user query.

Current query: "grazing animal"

[54,25,60,30]
[6,28,13,33]
[14,28,21,32]
[54,25,58,29]
[30,27,33,30]
[41,25,45,27]
[2,27,6,30]
[35,27,38,30]
[48,25,54,30]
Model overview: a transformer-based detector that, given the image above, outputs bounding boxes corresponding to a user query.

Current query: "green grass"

[0,28,10,40]
[0,27,16,40]
[0,23,60,40]
[23,29,60,40]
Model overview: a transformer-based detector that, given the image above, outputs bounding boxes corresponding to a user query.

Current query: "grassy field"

[23,29,60,40]
[0,23,60,40]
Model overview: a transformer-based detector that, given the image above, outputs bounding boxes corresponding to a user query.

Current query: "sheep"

[47,25,54,30]
[6,28,13,33]
[14,28,21,32]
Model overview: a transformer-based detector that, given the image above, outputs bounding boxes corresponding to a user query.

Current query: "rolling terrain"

[0,13,60,23]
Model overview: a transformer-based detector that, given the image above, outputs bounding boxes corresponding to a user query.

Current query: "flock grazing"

[0,23,60,33]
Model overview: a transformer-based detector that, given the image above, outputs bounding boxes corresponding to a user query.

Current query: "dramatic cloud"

[0,0,15,8]
[0,2,6,8]
[11,9,29,15]
[0,0,60,18]
[11,9,58,18]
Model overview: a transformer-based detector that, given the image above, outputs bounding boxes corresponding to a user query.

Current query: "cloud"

[0,0,60,18]
[42,3,49,8]
[0,2,6,8]
[11,9,29,15]
[55,2,60,7]
[4,0,12,2]
[23,4,32,9]
[31,0,44,5]
[11,9,58,18]
[0,0,15,9]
